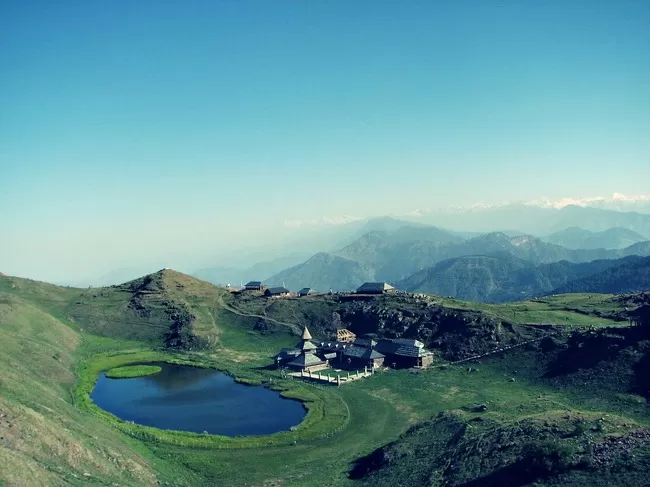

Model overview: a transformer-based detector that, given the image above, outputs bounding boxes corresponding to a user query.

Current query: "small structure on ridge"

[356,282,396,294]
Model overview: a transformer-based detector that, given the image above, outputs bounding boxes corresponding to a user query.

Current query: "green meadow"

[0,271,648,486]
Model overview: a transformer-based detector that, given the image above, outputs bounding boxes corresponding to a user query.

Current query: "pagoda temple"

[286,326,326,372]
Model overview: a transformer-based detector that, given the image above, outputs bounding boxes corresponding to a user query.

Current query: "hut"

[342,346,385,369]
[265,286,290,297]
[356,282,396,294]
[298,287,316,297]
[244,281,264,291]
[375,338,434,368]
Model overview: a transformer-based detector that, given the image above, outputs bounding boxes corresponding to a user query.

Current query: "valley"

[5,3,650,485]
[1,270,649,486]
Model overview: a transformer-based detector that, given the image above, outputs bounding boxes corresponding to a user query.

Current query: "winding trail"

[217,295,303,335]
[445,336,548,366]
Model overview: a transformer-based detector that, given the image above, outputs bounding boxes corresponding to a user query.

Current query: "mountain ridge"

[398,254,650,302]
[543,226,647,250]
[268,227,650,293]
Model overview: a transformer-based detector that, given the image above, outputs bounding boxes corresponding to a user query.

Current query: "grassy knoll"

[1,271,649,486]
[438,293,626,326]
[105,365,162,378]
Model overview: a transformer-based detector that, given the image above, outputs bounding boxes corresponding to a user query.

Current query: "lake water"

[91,363,306,436]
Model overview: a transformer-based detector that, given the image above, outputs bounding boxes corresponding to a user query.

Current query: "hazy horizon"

[2,1,649,283]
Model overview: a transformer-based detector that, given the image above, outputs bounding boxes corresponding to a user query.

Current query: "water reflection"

[141,362,215,391]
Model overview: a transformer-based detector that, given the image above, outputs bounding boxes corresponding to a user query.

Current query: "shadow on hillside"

[542,324,650,401]
[543,331,625,378]
[457,460,553,487]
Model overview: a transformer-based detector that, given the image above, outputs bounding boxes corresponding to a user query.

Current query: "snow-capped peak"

[282,215,363,228]
[524,193,650,211]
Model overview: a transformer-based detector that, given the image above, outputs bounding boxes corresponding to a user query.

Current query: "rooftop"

[287,352,326,368]
[356,282,395,293]
[266,286,290,295]
[343,346,385,360]
[296,340,317,352]
[302,326,313,340]
[353,337,377,348]
[273,348,300,360]
[375,339,432,358]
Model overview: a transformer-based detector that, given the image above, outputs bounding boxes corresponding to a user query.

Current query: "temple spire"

[301,326,312,341]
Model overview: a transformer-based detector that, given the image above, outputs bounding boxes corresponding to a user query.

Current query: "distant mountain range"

[398,254,650,302]
[542,227,647,250]
[411,204,650,237]
[265,252,375,292]
[551,256,650,295]
[191,252,312,287]
[266,225,650,293]
[525,193,650,213]
[186,205,650,302]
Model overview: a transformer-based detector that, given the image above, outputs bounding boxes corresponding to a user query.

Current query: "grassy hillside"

[0,292,175,486]
[355,411,650,487]
[436,293,628,327]
[1,271,650,486]
[355,314,650,486]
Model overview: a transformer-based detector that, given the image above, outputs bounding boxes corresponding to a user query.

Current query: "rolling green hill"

[1,270,650,486]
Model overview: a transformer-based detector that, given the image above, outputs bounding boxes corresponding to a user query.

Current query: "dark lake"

[91,363,306,436]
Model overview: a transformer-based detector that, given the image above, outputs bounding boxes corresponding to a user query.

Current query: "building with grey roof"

[285,326,327,372]
[353,337,377,348]
[244,281,264,290]
[375,338,434,368]
[298,287,317,297]
[342,346,385,369]
[264,286,291,297]
[356,282,396,294]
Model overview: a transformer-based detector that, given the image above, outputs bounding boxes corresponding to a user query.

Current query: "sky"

[1,1,649,282]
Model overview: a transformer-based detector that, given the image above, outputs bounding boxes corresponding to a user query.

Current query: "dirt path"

[217,296,302,335]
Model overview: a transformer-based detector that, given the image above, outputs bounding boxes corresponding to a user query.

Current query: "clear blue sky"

[1,1,649,282]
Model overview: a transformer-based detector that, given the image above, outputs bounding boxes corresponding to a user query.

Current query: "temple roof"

[302,326,312,340]
[296,340,317,351]
[287,352,325,368]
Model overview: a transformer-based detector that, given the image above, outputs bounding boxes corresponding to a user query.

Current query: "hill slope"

[0,269,227,350]
[552,256,650,294]
[0,291,162,486]
[353,310,650,487]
